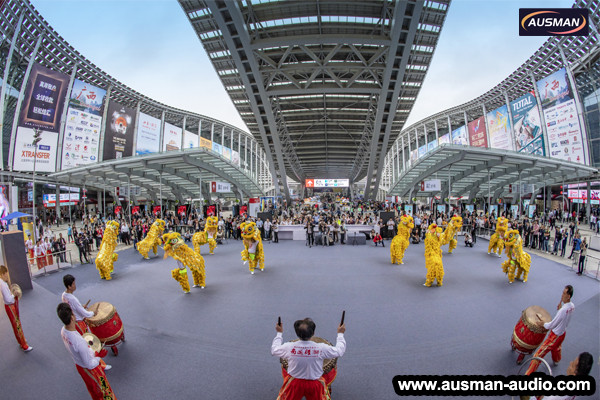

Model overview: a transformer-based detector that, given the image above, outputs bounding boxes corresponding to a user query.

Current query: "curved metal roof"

[179,0,451,199]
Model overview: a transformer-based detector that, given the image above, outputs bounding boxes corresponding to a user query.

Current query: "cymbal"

[10,284,22,300]
[82,332,102,353]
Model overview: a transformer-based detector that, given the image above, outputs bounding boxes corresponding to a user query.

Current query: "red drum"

[87,302,125,356]
[511,305,551,364]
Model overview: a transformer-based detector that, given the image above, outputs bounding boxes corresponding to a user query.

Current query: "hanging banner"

[232,150,240,166]
[13,127,59,172]
[451,125,468,145]
[418,144,427,158]
[178,205,187,216]
[438,133,451,145]
[18,63,69,133]
[511,92,544,155]
[135,112,161,155]
[69,79,106,116]
[410,149,418,164]
[212,142,223,155]
[467,116,488,148]
[103,100,136,161]
[61,109,102,169]
[486,105,513,150]
[153,206,161,216]
[536,68,572,108]
[132,206,140,215]
[183,130,199,149]
[427,140,437,152]
[162,122,182,152]
[200,137,212,150]
[222,146,231,161]
[210,181,232,193]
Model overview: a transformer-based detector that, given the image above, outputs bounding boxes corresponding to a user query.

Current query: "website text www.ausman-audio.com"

[392,374,596,396]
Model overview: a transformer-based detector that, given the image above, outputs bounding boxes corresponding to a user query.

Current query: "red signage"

[132,206,140,215]
[240,205,247,215]
[467,116,488,148]
[115,206,122,215]
[206,205,216,216]
[153,206,161,216]
[305,179,314,188]
[178,206,187,216]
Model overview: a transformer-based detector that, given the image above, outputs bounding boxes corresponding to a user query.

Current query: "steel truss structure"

[180,0,451,200]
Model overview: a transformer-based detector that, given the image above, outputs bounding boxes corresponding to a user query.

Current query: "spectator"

[577,238,587,275]
[464,232,473,247]
[568,234,581,259]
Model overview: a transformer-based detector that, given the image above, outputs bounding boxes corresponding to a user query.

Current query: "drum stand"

[512,357,552,400]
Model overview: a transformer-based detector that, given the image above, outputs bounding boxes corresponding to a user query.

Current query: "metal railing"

[28,250,74,277]
[570,251,600,280]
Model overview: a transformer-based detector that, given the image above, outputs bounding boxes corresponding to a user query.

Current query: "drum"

[511,305,551,364]
[280,337,338,374]
[87,302,125,356]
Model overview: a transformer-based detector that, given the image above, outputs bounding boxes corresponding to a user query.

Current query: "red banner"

[239,205,247,215]
[206,205,216,216]
[178,206,187,216]
[132,206,140,215]
[468,116,488,148]
[115,206,122,215]
[153,206,161,216]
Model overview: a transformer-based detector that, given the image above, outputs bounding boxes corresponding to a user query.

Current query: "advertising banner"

[404,205,412,215]
[418,144,427,158]
[135,112,161,155]
[468,116,488,148]
[178,205,187,216]
[132,206,140,215]
[210,181,232,193]
[486,105,513,150]
[200,137,212,150]
[222,146,231,161]
[451,125,468,145]
[162,122,182,152]
[13,127,59,172]
[410,149,418,164]
[61,109,102,169]
[489,205,498,217]
[536,68,572,108]
[511,92,544,155]
[69,79,106,116]
[183,130,199,149]
[437,205,446,214]
[423,179,441,192]
[465,205,474,213]
[427,140,437,152]
[103,100,136,161]
[18,63,69,133]
[232,150,240,166]
[212,142,223,156]
[438,133,450,145]
[511,205,519,216]
[528,204,537,218]
[544,99,585,164]
[153,206,161,216]
[42,193,80,207]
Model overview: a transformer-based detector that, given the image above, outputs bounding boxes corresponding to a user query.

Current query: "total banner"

[183,130,199,149]
[510,92,544,155]
[17,63,69,133]
[61,109,102,169]
[103,100,136,161]
[135,112,161,155]
[486,105,513,150]
[544,99,585,164]
[467,116,488,148]
[163,122,182,152]
[13,127,59,172]
[451,125,468,145]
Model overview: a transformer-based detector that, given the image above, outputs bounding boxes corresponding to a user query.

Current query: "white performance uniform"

[62,292,94,321]
[1,279,15,305]
[544,302,575,336]
[61,327,100,369]
[271,333,346,380]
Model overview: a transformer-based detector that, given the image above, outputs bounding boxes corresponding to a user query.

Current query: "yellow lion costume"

[390,215,413,264]
[488,216,508,257]
[192,216,218,255]
[95,220,119,280]
[137,219,165,259]
[441,215,463,254]
[424,223,444,287]
[240,221,264,274]
[163,232,206,293]
[501,229,531,284]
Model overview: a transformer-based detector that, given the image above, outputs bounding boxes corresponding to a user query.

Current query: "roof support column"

[434,120,439,143]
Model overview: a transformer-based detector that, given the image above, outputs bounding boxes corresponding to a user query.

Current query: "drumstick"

[278,316,282,327]
[340,310,345,326]
[84,299,91,308]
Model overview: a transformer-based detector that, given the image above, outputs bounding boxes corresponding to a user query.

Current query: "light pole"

[31,128,42,240]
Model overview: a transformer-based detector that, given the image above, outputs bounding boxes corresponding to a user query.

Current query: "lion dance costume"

[501,229,531,284]
[390,215,414,265]
[163,232,206,293]
[441,215,463,254]
[95,221,119,280]
[424,223,444,287]
[137,219,165,259]
[193,216,218,255]
[240,222,264,274]
[488,216,508,257]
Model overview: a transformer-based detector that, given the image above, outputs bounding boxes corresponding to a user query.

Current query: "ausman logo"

[520,8,589,36]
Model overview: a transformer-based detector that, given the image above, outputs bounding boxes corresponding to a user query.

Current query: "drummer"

[0,265,33,352]
[62,274,95,335]
[57,302,115,400]
[525,285,575,375]
[271,317,346,400]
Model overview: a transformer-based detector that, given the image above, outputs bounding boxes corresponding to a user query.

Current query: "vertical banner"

[427,140,437,152]
[183,130,199,149]
[212,142,223,156]
[162,122,182,151]
[511,92,544,155]
[135,112,161,155]
[451,125,468,145]
[438,133,451,145]
[18,63,69,133]
[232,150,240,166]
[467,116,488,148]
[418,144,427,158]
[536,68,586,165]
[103,100,136,160]
[13,128,59,172]
[409,149,418,164]
[222,146,231,161]
[200,136,212,150]
[486,105,513,150]
[62,79,106,169]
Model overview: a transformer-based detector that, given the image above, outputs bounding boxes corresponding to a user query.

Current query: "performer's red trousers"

[525,331,566,375]
[75,363,116,400]
[277,367,336,400]
[76,320,89,335]
[4,298,29,350]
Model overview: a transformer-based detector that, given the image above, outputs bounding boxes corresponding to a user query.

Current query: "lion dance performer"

[163,232,206,293]
[488,216,508,257]
[95,221,119,280]
[501,229,531,284]
[441,215,462,254]
[390,214,413,265]
[424,223,444,287]
[137,219,165,259]
[240,222,264,275]
[192,216,218,255]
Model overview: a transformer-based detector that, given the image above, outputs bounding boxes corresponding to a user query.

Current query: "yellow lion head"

[400,215,414,230]
[240,222,258,239]
[504,229,521,247]
[206,216,218,229]
[496,217,508,233]
[451,215,463,229]
[162,232,184,253]
[153,219,166,230]
[106,220,120,233]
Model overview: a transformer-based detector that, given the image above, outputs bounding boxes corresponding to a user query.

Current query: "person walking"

[578,238,588,275]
